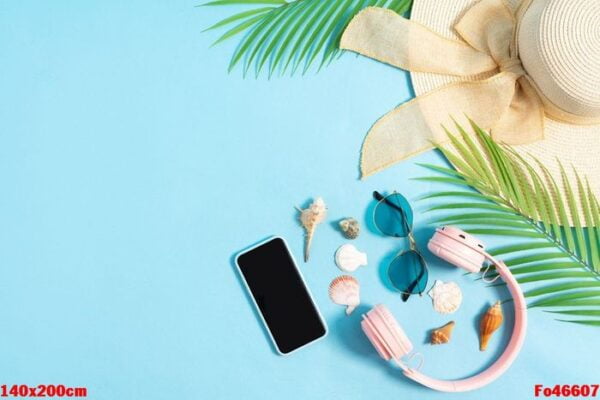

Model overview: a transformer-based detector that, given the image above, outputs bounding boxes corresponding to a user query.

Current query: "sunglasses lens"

[374,193,413,237]
[388,250,428,295]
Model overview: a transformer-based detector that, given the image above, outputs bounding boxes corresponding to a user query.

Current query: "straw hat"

[341,0,600,201]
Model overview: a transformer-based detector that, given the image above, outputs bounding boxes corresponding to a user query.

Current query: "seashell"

[339,218,360,239]
[335,244,368,273]
[479,301,504,351]
[296,197,327,262]
[329,275,360,315]
[430,321,455,345]
[428,280,463,314]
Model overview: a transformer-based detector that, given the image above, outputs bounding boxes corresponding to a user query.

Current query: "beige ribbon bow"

[340,0,544,178]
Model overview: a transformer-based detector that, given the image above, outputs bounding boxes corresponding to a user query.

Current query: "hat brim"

[409,0,600,204]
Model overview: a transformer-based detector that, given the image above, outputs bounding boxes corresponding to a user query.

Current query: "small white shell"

[329,275,360,315]
[428,280,463,314]
[334,244,368,272]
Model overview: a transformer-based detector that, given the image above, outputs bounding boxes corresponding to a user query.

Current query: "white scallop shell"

[334,244,368,272]
[428,280,463,314]
[329,275,360,315]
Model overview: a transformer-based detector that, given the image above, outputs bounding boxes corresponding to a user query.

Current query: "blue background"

[1,1,598,399]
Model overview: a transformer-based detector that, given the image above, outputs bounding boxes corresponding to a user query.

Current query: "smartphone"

[235,236,328,355]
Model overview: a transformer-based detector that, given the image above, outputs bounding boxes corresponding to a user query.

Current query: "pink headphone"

[361,226,527,392]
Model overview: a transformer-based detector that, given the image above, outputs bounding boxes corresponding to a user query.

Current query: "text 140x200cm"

[0,385,87,398]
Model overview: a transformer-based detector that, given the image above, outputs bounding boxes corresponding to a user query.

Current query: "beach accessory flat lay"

[341,0,600,198]
[372,191,429,301]
[361,226,526,392]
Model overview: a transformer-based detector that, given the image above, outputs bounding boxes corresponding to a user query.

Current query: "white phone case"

[235,236,328,355]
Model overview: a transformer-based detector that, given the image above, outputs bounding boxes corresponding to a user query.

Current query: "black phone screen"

[237,237,327,354]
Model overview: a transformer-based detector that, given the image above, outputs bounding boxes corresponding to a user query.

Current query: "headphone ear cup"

[362,305,413,361]
[428,239,478,272]
[361,316,393,360]
[428,227,485,273]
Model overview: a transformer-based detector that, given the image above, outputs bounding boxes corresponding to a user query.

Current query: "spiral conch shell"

[335,244,368,272]
[479,301,503,351]
[297,197,327,262]
[329,275,360,315]
[430,321,455,345]
[428,280,463,314]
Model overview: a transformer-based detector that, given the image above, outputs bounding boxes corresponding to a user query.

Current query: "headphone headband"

[403,261,527,392]
[361,227,527,392]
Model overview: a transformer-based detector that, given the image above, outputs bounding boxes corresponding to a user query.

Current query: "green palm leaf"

[433,212,525,224]
[204,7,274,33]
[537,298,600,307]
[529,291,600,308]
[202,0,413,76]
[488,242,556,256]
[509,262,581,275]
[556,320,600,327]
[421,121,600,326]
[504,253,569,267]
[546,309,600,317]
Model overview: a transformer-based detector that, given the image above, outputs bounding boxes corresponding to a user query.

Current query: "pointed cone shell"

[479,301,503,351]
[334,244,368,272]
[329,275,360,315]
[431,321,455,345]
